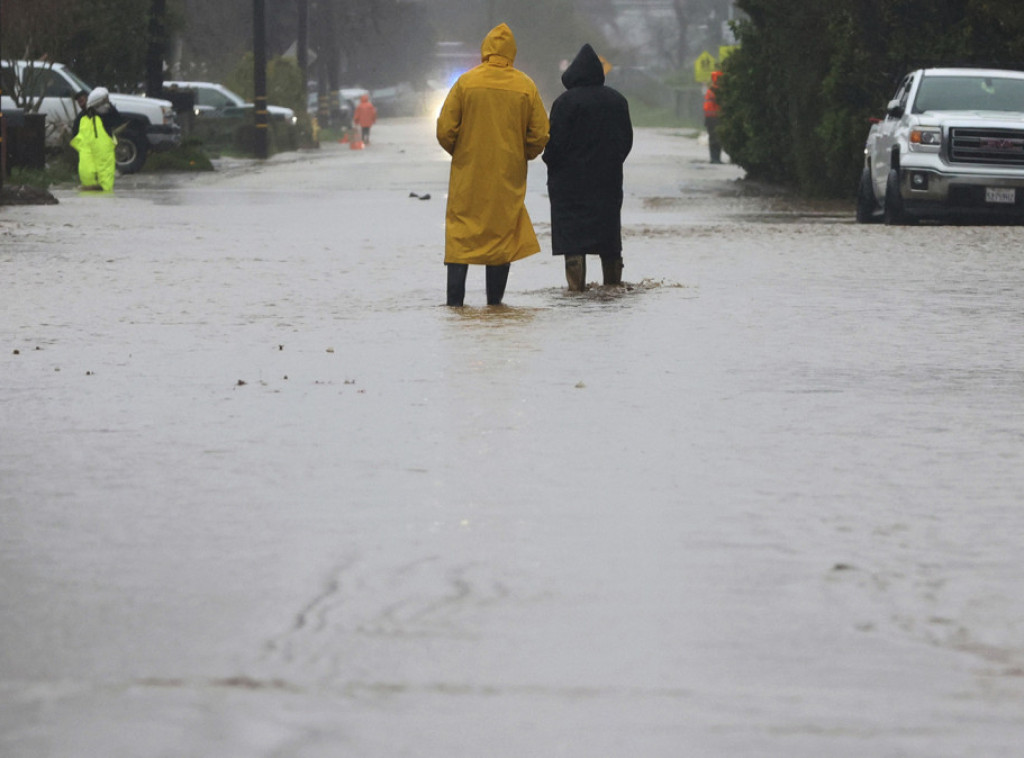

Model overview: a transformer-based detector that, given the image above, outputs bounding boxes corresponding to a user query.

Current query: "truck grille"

[949,128,1024,165]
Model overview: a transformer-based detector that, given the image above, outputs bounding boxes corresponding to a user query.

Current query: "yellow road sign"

[694,51,716,83]
[718,45,739,63]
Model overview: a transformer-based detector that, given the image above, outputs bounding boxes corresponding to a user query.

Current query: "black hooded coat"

[543,44,633,257]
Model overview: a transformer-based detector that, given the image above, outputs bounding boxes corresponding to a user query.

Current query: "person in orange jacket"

[353,94,377,144]
[703,70,723,164]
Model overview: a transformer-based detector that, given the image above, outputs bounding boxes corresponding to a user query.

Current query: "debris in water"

[575,381,586,389]
[237,379,247,386]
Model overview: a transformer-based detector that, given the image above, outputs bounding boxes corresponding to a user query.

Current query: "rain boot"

[446,263,468,307]
[601,256,623,286]
[486,263,511,305]
[565,255,586,292]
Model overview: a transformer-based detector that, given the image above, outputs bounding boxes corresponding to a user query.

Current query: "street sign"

[694,51,716,83]
[718,45,739,63]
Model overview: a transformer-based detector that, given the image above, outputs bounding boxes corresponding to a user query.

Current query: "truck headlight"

[910,127,942,148]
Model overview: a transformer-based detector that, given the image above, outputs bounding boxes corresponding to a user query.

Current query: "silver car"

[164,80,297,125]
[858,68,1024,224]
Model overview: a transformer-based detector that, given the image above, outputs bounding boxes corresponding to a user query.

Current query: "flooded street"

[2,118,1023,757]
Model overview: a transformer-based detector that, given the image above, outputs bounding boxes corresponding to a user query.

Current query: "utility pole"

[145,0,168,98]
[1,0,5,192]
[297,0,309,85]
[253,0,269,159]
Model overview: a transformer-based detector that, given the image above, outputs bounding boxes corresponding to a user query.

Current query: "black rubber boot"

[565,255,586,292]
[446,263,468,307]
[486,263,511,305]
[601,256,623,286]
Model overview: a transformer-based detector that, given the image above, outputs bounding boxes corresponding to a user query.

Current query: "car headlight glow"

[910,127,942,147]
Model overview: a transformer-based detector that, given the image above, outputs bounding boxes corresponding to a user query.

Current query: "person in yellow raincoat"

[436,23,550,306]
[70,87,121,192]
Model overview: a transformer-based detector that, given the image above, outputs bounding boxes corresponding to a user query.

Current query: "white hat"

[86,87,109,109]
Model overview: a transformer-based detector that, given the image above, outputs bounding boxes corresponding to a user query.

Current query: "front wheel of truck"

[115,128,149,174]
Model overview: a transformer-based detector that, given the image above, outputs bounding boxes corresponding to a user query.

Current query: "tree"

[717,0,1024,196]
[1,0,167,91]
[145,0,170,97]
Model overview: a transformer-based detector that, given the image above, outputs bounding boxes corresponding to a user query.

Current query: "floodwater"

[2,119,1023,757]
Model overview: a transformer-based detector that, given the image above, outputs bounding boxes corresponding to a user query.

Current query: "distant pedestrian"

[704,70,723,164]
[70,87,123,192]
[436,23,550,306]
[353,94,377,145]
[543,43,633,290]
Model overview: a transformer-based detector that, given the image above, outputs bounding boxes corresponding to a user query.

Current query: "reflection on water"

[444,305,542,327]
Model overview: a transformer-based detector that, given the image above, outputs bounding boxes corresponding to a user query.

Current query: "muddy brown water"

[2,119,1022,757]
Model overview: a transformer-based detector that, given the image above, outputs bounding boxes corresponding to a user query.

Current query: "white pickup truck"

[857,67,1024,224]
[1,60,181,173]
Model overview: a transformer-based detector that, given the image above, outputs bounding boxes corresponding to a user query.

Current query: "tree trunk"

[145,0,167,98]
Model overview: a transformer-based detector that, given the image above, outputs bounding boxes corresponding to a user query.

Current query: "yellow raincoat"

[70,114,116,191]
[437,23,549,265]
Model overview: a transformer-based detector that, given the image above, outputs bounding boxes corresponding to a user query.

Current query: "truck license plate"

[985,187,1016,204]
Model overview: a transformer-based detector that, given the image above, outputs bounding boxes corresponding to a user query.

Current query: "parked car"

[858,67,1024,224]
[1,60,180,173]
[164,81,297,125]
[305,87,361,128]
[370,82,419,117]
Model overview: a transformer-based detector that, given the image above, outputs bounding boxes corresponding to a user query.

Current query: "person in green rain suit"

[70,87,122,192]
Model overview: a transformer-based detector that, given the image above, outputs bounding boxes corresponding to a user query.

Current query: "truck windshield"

[62,67,93,92]
[913,75,1024,113]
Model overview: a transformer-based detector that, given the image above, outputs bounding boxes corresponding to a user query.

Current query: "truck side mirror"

[886,99,904,118]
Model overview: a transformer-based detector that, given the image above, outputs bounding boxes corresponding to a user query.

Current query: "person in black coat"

[543,43,633,291]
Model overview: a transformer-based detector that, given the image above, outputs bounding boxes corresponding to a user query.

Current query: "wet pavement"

[2,118,1023,757]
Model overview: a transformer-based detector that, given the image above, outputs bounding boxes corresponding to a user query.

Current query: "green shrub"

[9,155,76,189]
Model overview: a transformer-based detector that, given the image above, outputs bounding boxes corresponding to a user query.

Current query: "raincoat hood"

[86,87,110,109]
[481,23,516,65]
[561,43,604,89]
